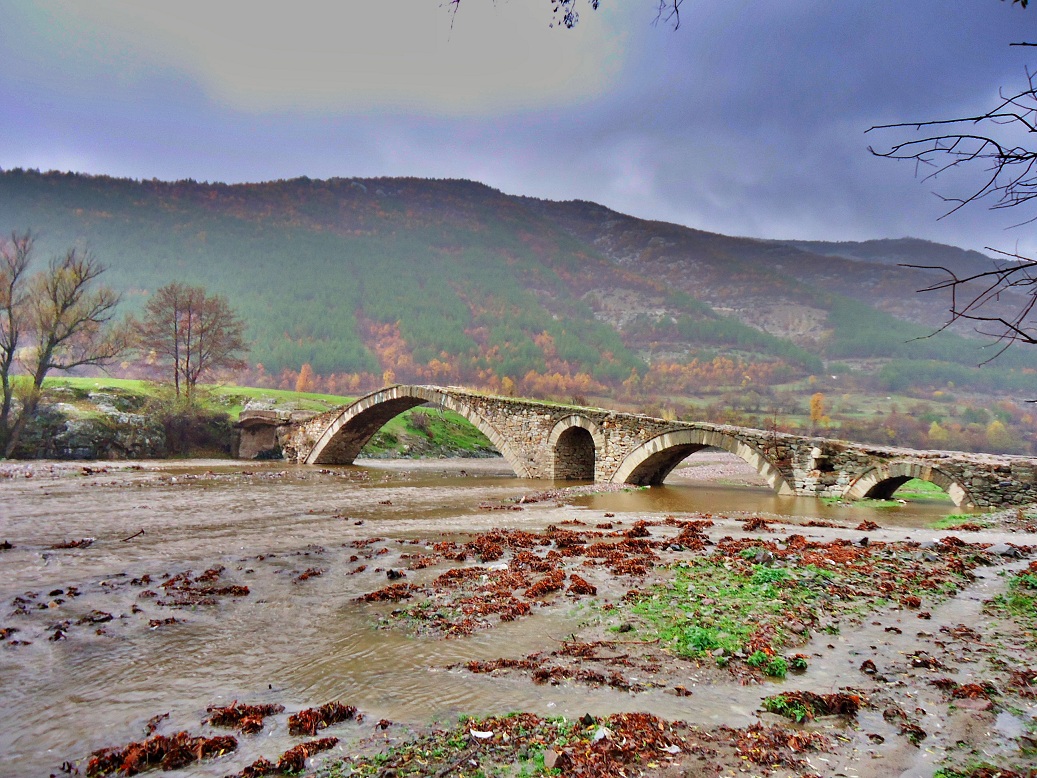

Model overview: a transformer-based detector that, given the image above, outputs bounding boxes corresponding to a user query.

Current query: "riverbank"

[2,459,1036,777]
[3,378,497,461]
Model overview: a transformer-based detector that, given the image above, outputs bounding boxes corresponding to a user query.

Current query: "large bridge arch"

[547,415,605,480]
[305,385,532,477]
[843,461,975,507]
[610,428,794,495]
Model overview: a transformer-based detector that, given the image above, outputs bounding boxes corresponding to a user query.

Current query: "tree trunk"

[3,386,38,458]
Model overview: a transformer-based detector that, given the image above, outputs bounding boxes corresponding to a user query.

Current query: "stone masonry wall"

[255,385,1037,508]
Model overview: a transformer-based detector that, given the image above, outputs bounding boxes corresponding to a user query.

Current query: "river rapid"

[0,454,1015,777]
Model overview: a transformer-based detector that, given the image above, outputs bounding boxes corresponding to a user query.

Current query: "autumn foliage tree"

[295,363,315,393]
[809,392,827,432]
[0,231,126,455]
[135,282,248,404]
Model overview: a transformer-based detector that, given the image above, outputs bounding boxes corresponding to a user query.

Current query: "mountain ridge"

[1,168,1033,401]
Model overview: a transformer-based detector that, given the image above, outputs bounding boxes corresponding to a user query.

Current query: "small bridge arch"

[843,461,975,507]
[304,385,531,477]
[610,428,794,495]
[547,415,604,480]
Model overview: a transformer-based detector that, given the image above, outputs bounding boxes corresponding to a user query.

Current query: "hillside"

[1,168,1035,455]
[782,237,998,278]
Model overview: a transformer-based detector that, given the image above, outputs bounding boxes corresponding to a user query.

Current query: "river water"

[0,453,989,777]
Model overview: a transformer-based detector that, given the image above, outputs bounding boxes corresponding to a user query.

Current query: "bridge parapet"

[267,384,1036,508]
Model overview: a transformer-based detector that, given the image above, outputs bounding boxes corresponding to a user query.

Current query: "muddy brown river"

[0,454,1028,777]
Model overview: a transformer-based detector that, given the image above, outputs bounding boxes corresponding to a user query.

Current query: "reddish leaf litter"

[568,573,597,595]
[524,568,566,598]
[205,702,285,734]
[292,567,325,583]
[742,516,773,532]
[341,710,835,778]
[354,523,681,637]
[925,678,1000,713]
[1005,667,1037,697]
[227,738,339,777]
[466,658,642,692]
[86,731,237,776]
[287,701,359,736]
[51,538,95,549]
[143,713,168,736]
[876,704,929,746]
[711,533,998,614]
[156,566,250,607]
[719,722,831,771]
[401,553,437,569]
[358,582,416,602]
[460,638,664,692]
[941,623,985,642]
[81,698,357,778]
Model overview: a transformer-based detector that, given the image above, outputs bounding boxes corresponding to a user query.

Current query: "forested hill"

[1,168,1034,401]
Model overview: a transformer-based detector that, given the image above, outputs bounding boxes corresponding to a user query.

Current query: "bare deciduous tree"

[0,231,33,439]
[0,234,126,456]
[135,282,248,403]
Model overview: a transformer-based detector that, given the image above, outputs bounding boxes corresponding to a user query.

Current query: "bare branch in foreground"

[901,248,1037,359]
[868,71,1037,220]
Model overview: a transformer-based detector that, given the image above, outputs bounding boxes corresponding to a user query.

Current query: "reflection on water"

[0,456,981,776]
[574,481,968,529]
[570,449,972,529]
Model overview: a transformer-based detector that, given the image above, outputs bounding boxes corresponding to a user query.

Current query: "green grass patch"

[935,765,1034,778]
[895,478,953,503]
[747,650,788,678]
[326,712,580,777]
[627,560,821,660]
[42,377,355,420]
[359,408,495,457]
[931,513,991,530]
[761,694,813,723]
[207,385,355,417]
[987,567,1037,641]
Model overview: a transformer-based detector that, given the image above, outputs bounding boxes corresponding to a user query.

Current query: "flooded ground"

[1,453,1036,777]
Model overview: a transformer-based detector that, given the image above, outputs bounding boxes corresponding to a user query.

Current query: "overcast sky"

[1,1,1035,254]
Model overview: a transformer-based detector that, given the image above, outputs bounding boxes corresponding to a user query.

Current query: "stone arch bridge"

[237,384,1037,508]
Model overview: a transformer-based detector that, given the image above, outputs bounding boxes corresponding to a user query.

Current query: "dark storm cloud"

[1,1,1035,253]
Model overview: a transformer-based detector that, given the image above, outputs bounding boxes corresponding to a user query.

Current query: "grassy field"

[894,478,953,503]
[43,377,354,417]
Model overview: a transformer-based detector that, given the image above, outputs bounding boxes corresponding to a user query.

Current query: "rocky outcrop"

[11,400,166,460]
